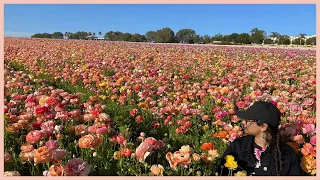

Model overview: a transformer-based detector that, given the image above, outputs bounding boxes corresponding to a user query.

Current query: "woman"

[217,101,301,176]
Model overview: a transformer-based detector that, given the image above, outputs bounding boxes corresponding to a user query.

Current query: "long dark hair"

[256,121,284,176]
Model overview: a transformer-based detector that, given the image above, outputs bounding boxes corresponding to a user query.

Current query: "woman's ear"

[261,123,269,132]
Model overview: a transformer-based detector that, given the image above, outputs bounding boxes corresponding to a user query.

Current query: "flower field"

[4,37,316,176]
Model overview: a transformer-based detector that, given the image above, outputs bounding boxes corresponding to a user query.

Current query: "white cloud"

[4,31,34,37]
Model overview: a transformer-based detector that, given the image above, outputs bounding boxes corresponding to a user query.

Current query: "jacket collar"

[239,135,277,175]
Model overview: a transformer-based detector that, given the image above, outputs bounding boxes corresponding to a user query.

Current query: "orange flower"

[48,164,64,176]
[301,155,316,175]
[34,146,53,164]
[301,143,316,157]
[120,148,132,157]
[214,131,228,139]
[20,143,34,153]
[201,142,215,151]
[78,135,102,149]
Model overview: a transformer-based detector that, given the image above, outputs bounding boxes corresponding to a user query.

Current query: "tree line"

[31,27,316,45]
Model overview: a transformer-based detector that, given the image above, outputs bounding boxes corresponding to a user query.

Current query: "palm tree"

[270,32,280,44]
[93,32,96,38]
[299,33,306,45]
[98,32,102,38]
[64,32,67,39]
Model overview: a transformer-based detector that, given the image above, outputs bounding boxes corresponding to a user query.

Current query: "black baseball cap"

[235,101,281,130]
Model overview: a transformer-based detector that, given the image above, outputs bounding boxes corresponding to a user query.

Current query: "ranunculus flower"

[26,130,42,144]
[166,151,191,171]
[201,142,214,151]
[19,150,36,162]
[45,140,58,150]
[135,142,153,163]
[4,171,21,176]
[20,143,34,153]
[34,146,53,164]
[301,143,316,157]
[65,158,91,176]
[224,155,238,170]
[310,136,316,146]
[78,135,102,149]
[35,106,49,115]
[4,152,12,162]
[43,164,64,176]
[150,164,164,176]
[52,149,68,160]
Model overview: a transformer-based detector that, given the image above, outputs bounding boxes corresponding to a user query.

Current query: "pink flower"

[51,149,68,160]
[40,120,55,137]
[135,142,153,163]
[4,152,12,162]
[236,101,245,109]
[26,130,42,144]
[301,124,315,134]
[144,137,157,146]
[310,136,316,146]
[288,103,303,116]
[111,135,125,145]
[65,158,91,176]
[45,140,58,150]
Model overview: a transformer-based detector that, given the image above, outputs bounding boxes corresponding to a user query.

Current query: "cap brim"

[235,109,256,120]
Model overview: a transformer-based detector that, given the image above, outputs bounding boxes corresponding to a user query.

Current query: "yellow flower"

[234,170,247,176]
[224,155,238,170]
[82,65,88,70]
[119,86,126,92]
[71,53,76,57]
[99,82,107,87]
[39,95,50,106]
[202,124,209,131]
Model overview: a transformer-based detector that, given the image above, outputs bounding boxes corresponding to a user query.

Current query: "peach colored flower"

[166,151,191,170]
[74,124,87,136]
[4,171,21,176]
[19,149,36,162]
[150,164,164,176]
[78,135,102,149]
[301,143,316,157]
[44,164,64,176]
[34,146,53,164]
[192,153,201,162]
[291,134,305,144]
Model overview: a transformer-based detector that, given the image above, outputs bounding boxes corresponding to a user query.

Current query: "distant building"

[94,37,105,41]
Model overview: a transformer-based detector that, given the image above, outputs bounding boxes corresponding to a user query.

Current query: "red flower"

[91,109,100,117]
[35,106,49,115]
[32,121,42,130]
[201,142,215,151]
[129,109,138,117]
[120,148,132,157]
[183,74,190,79]
[135,116,143,124]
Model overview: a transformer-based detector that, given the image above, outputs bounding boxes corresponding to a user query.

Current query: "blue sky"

[4,4,316,37]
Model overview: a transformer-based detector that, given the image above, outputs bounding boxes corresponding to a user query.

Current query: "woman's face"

[242,120,263,136]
